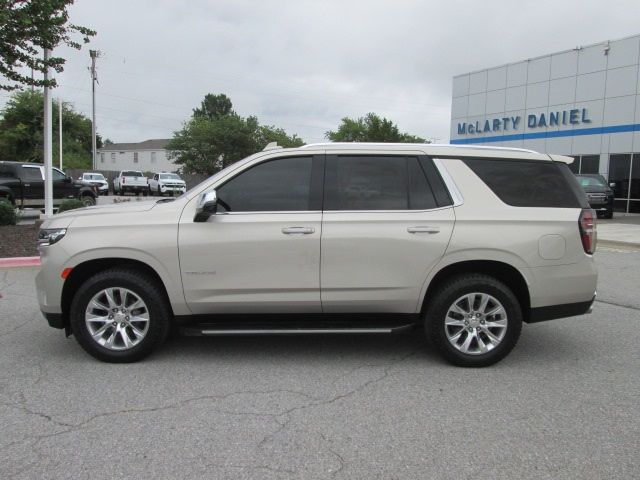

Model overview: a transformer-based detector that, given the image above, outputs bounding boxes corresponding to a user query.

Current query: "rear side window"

[122,171,143,177]
[324,155,437,210]
[462,158,587,208]
[21,166,43,181]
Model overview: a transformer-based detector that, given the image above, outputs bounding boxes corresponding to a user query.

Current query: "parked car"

[148,172,187,196]
[574,174,614,219]
[0,161,97,208]
[78,172,109,196]
[113,170,148,196]
[36,143,597,366]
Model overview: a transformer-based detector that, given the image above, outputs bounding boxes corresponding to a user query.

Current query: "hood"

[55,199,158,219]
[74,180,96,188]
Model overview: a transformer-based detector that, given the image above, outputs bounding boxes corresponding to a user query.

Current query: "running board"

[180,322,416,337]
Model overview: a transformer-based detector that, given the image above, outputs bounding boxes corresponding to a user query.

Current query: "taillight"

[122,177,125,184]
[579,208,597,254]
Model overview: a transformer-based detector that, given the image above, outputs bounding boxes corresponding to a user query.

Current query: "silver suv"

[35,143,597,366]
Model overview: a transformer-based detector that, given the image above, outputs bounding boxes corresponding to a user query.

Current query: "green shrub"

[57,199,86,213]
[0,200,18,226]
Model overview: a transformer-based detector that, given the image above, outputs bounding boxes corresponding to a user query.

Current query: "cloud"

[3,0,640,145]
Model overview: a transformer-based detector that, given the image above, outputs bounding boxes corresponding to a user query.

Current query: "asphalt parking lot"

[1,246,639,479]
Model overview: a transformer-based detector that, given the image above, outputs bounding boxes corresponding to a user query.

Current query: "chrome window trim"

[433,158,464,207]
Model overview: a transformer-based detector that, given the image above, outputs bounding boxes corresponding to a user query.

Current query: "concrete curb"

[0,257,41,268]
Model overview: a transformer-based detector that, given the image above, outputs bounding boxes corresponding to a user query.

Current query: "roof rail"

[299,142,538,154]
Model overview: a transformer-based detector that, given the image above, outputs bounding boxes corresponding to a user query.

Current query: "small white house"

[97,139,176,172]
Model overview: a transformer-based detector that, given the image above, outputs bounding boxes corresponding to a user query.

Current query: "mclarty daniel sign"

[457,108,591,135]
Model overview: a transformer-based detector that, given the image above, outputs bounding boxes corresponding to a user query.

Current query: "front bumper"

[160,184,186,193]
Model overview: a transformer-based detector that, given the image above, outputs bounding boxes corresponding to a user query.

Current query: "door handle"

[282,226,315,235]
[407,226,440,234]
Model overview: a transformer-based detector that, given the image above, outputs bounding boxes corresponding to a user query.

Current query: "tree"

[326,112,427,143]
[0,90,100,168]
[167,94,304,175]
[0,0,95,91]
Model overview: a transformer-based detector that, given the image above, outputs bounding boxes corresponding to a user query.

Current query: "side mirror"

[609,182,616,188]
[194,190,218,222]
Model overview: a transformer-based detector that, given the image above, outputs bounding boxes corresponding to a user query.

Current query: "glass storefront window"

[630,155,640,213]
[609,154,631,206]
[580,155,600,174]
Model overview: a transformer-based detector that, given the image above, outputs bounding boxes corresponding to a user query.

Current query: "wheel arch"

[420,260,531,322]
[61,258,175,331]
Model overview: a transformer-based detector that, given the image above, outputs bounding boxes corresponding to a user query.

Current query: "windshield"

[576,175,606,187]
[87,174,105,180]
[160,173,181,180]
[122,171,143,177]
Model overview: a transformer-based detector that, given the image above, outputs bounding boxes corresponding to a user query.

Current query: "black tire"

[424,274,522,367]
[69,268,171,363]
[81,195,96,207]
[604,209,613,219]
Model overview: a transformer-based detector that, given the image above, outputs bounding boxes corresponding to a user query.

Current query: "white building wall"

[97,149,176,173]
[450,34,640,177]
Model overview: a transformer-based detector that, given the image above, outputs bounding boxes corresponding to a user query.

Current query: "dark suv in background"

[574,174,614,219]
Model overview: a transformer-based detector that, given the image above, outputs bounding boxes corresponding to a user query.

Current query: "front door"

[320,154,455,313]
[179,155,324,314]
[51,168,76,203]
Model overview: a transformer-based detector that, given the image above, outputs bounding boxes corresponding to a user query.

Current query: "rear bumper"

[42,311,65,329]
[527,295,595,323]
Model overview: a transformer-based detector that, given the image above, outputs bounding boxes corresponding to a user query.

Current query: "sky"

[2,0,640,145]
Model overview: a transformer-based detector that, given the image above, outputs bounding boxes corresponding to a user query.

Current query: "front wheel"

[70,268,171,362]
[424,274,522,367]
[81,195,96,207]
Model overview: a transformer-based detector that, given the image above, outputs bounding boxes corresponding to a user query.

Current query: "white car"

[148,172,186,196]
[78,172,109,195]
[35,143,597,366]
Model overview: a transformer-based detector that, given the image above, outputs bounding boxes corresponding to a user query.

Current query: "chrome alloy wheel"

[85,287,150,351]
[444,292,508,355]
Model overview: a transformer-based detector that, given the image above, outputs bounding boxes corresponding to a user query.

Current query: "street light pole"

[43,49,53,218]
[89,49,98,170]
[59,99,63,170]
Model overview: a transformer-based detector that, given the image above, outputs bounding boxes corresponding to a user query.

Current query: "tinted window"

[580,155,599,174]
[217,156,312,212]
[52,169,66,181]
[21,166,43,181]
[463,158,586,208]
[122,171,143,177]
[325,156,436,210]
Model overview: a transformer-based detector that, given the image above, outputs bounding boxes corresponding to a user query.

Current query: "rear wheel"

[70,268,170,362]
[424,274,522,367]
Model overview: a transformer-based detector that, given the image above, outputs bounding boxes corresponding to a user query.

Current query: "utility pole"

[43,49,53,218]
[89,50,99,170]
[59,99,63,170]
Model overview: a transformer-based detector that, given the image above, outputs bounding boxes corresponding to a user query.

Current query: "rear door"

[20,165,45,206]
[320,154,455,313]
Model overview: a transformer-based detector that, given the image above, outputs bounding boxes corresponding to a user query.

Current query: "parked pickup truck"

[148,172,187,196]
[0,161,97,208]
[78,172,109,196]
[113,170,148,196]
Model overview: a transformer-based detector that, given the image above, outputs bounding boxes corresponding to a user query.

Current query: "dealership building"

[450,34,640,213]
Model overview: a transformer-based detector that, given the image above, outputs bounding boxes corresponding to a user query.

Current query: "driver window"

[217,156,312,212]
[52,169,67,181]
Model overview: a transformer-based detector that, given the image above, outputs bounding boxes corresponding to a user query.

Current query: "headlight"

[38,228,67,246]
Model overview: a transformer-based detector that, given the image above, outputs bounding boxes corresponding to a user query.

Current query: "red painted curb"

[0,257,41,268]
